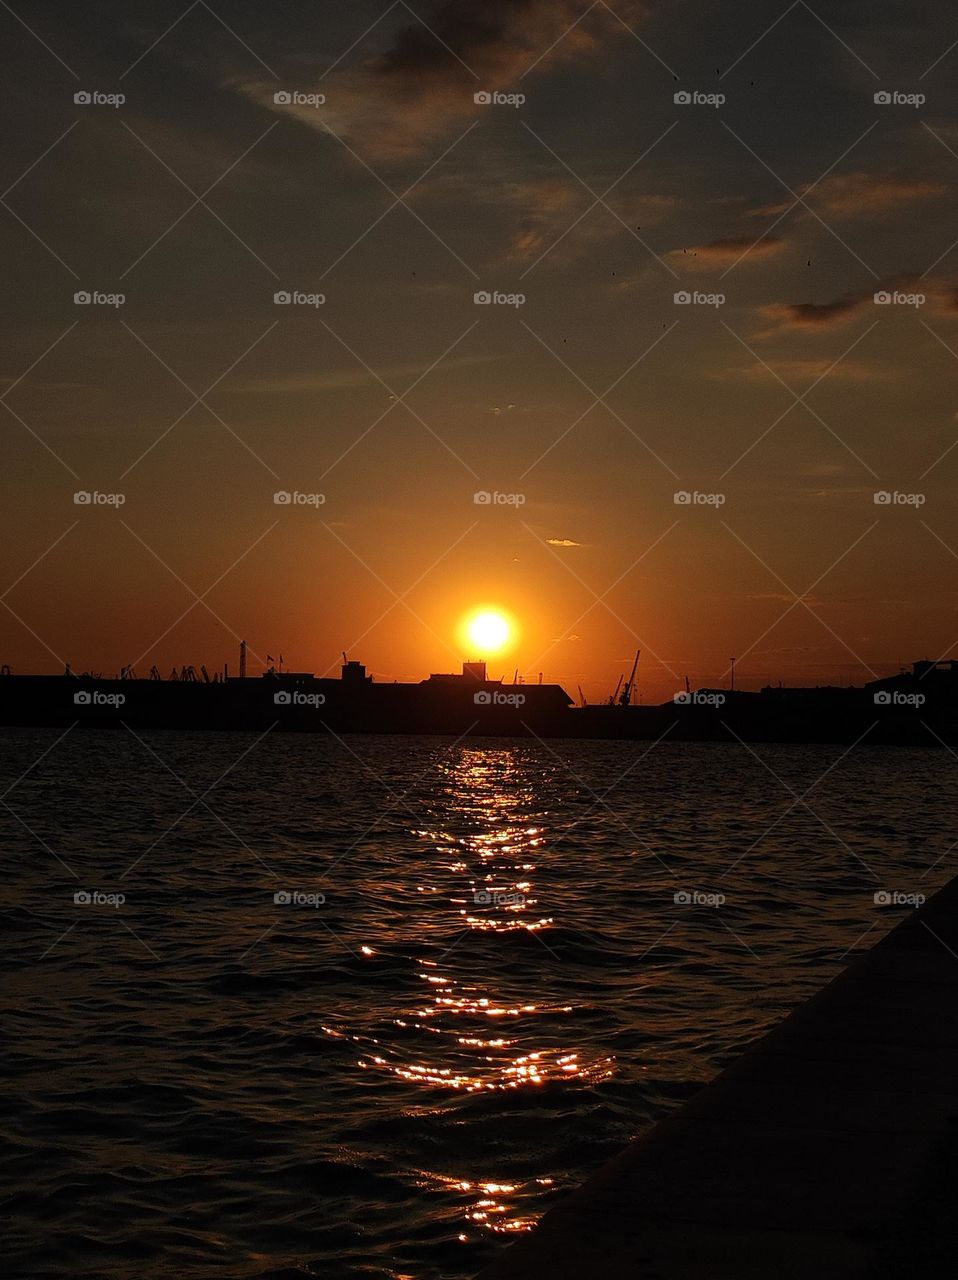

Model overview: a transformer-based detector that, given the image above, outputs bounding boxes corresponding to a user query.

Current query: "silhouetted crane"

[619,649,640,706]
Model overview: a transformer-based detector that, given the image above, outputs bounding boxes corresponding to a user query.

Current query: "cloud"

[244,1,645,161]
[751,172,945,219]
[754,273,931,337]
[546,537,581,546]
[512,183,675,261]
[666,236,786,270]
[711,358,884,385]
[236,354,495,394]
[924,277,958,317]
[755,296,869,335]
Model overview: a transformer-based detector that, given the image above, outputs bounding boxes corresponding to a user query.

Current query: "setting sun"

[460,608,516,657]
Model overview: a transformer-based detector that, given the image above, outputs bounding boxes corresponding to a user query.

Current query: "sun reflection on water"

[330,749,615,1240]
[420,1171,557,1239]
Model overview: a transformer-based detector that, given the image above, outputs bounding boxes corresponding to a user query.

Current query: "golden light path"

[324,750,615,1245]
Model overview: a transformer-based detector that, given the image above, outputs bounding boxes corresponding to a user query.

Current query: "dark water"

[1,730,953,1279]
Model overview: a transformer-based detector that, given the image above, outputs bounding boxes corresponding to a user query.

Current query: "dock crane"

[577,685,587,707]
[619,649,641,707]
[607,674,623,705]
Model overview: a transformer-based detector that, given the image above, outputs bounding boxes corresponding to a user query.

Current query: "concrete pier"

[477,879,958,1279]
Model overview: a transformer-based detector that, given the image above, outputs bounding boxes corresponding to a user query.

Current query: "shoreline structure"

[1,654,956,743]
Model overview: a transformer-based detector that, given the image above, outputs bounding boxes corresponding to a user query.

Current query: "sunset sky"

[2,0,957,702]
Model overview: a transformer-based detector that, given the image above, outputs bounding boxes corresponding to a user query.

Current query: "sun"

[460,607,516,657]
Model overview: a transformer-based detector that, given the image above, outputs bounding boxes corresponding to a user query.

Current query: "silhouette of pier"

[476,875,958,1279]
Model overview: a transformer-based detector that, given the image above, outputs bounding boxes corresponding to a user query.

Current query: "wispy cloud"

[755,295,870,335]
[711,357,884,384]
[236,354,495,394]
[666,236,786,270]
[755,272,957,338]
[751,172,945,219]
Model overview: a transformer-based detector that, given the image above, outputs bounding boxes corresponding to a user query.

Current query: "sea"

[2,729,953,1279]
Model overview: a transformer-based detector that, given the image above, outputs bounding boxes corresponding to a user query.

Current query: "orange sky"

[2,0,957,703]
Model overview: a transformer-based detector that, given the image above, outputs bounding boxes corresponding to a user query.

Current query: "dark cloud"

[758,296,867,332]
[244,1,643,159]
[374,0,541,78]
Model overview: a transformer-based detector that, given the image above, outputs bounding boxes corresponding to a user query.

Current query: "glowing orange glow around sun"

[459,607,517,657]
